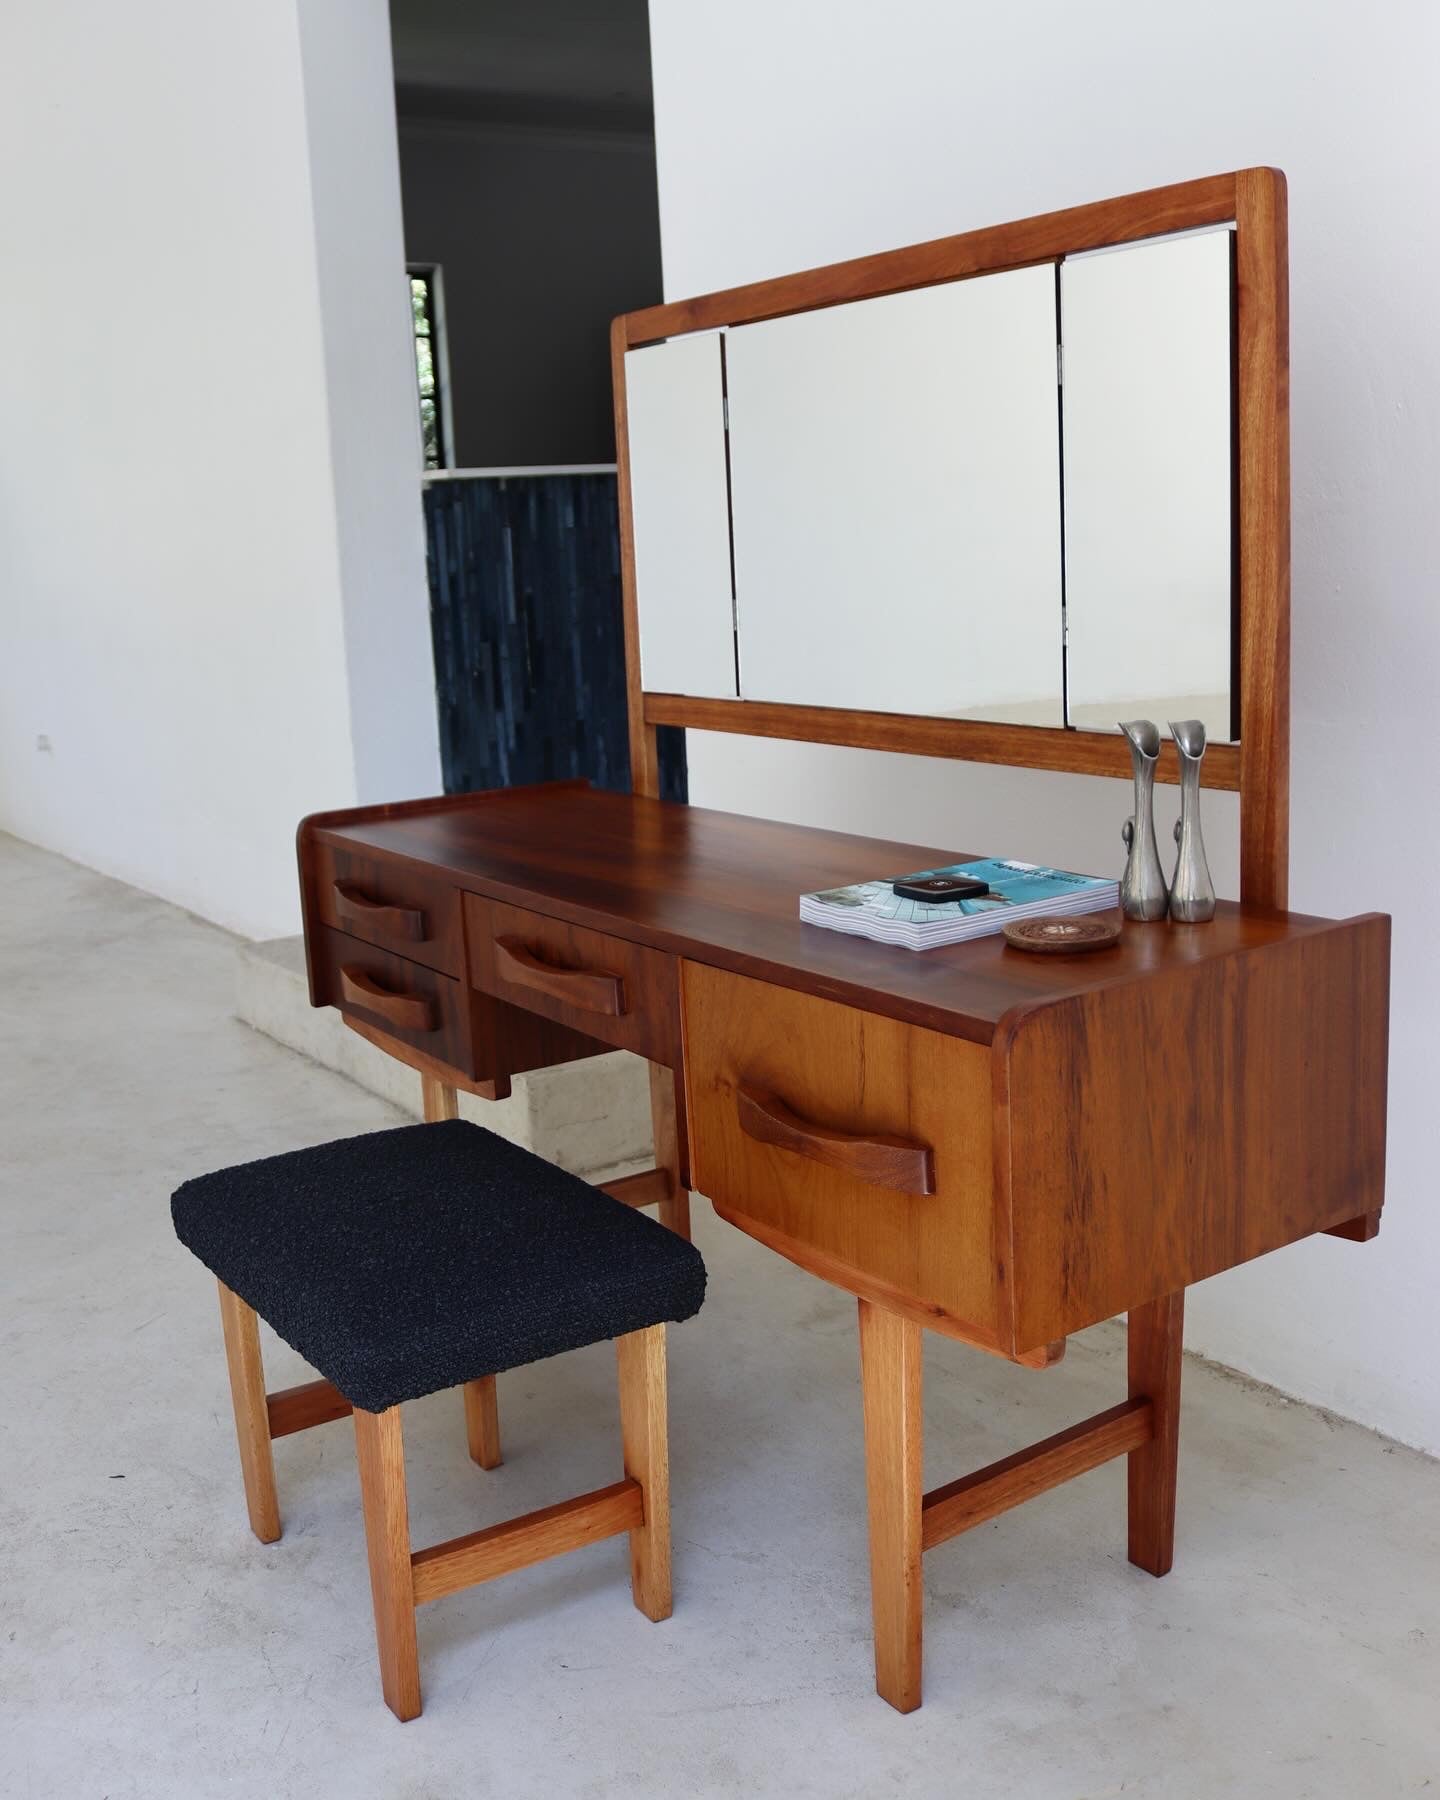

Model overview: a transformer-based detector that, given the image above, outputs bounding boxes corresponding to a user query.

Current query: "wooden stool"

[172,1119,707,1720]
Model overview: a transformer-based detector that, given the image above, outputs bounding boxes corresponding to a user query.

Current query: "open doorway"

[389,0,662,471]
[387,0,684,801]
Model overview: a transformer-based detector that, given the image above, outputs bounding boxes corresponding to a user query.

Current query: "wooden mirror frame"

[612,170,1289,908]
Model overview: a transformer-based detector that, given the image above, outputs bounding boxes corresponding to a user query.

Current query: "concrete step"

[234,936,655,1180]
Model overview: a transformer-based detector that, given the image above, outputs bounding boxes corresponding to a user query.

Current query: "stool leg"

[421,1072,507,1473]
[616,1324,671,1621]
[354,1406,421,1722]
[216,1282,280,1544]
[1128,1289,1185,1576]
[857,1298,924,1714]
[463,1377,502,1470]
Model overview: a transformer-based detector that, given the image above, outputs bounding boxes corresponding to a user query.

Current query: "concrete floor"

[2,831,1438,1800]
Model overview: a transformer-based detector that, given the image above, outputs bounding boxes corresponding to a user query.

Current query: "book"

[799,859,1119,951]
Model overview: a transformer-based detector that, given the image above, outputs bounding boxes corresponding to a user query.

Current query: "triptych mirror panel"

[1060,229,1235,742]
[725,266,1063,721]
[624,223,1237,742]
[622,330,735,700]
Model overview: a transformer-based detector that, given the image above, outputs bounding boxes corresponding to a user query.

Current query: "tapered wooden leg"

[216,1282,281,1544]
[857,1299,924,1713]
[420,1073,459,1123]
[1128,1289,1185,1577]
[648,1063,691,1241]
[422,1073,507,1474]
[616,1325,672,1621]
[354,1406,421,1722]
[464,1377,502,1470]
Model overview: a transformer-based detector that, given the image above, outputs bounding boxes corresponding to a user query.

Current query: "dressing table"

[297,170,1391,1713]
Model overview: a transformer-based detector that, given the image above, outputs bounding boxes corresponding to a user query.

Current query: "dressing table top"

[309,782,1354,1049]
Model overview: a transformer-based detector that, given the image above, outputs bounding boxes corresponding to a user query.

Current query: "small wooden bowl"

[1002,914,1122,955]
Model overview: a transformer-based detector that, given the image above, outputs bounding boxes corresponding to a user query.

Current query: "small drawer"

[311,843,462,977]
[465,896,680,1066]
[311,926,470,1069]
[681,960,1003,1346]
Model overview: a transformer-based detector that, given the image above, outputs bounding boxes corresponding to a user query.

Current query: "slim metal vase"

[1118,719,1169,921]
[1168,718,1217,923]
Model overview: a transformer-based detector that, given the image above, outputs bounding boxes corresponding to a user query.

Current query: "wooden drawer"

[681,961,1003,1350]
[466,895,680,1066]
[311,926,471,1069]
[311,842,462,977]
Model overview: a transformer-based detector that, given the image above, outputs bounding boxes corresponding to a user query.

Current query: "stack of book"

[799,859,1119,951]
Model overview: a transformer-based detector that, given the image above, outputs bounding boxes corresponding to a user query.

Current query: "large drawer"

[310,841,463,977]
[466,895,681,1066]
[681,960,1003,1350]
[310,926,471,1070]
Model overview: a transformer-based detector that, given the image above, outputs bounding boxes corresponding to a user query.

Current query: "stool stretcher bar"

[410,1478,645,1605]
[598,1167,674,1209]
[266,1377,353,1438]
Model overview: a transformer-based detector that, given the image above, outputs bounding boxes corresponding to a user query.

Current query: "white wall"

[0,0,438,940]
[649,0,1440,1452]
[297,0,442,811]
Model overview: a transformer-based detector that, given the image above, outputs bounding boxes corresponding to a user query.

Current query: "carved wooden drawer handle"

[493,936,626,1016]
[736,1083,936,1195]
[332,881,427,943]
[339,965,436,1035]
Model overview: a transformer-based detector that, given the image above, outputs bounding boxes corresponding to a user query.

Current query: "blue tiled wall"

[424,473,687,803]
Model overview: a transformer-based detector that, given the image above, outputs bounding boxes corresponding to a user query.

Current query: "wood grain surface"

[616,1325,672,1621]
[921,1398,1152,1549]
[622,173,1239,346]
[643,693,1238,791]
[409,1480,643,1606]
[217,1283,281,1545]
[1127,1293,1185,1576]
[310,926,469,1067]
[736,1083,937,1196]
[266,1378,352,1440]
[353,1406,421,1721]
[467,892,682,1065]
[996,912,1390,1346]
[308,785,1349,1049]
[311,840,464,976]
[683,960,1002,1346]
[857,1301,925,1713]
[1235,167,1291,910]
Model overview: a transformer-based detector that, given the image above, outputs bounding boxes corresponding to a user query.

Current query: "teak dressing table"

[297,171,1391,1714]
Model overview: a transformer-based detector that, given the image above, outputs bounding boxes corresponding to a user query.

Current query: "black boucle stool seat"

[172,1118,707,1413]
[173,1117,706,1722]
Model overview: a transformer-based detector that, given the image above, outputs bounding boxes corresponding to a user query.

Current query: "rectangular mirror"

[724,265,1065,723]
[1060,228,1236,741]
[619,211,1246,754]
[624,332,736,699]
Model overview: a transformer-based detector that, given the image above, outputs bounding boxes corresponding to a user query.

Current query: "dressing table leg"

[420,1074,505,1470]
[649,1063,691,1240]
[1127,1289,1184,1576]
[857,1299,924,1713]
[420,1073,458,1124]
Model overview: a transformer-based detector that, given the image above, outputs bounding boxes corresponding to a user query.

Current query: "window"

[408,266,450,470]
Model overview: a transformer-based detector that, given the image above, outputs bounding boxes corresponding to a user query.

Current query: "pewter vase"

[1168,718,1216,923]
[1118,719,1169,922]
